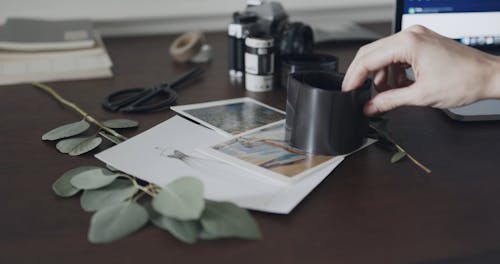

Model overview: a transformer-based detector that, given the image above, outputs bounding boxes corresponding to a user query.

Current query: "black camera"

[228,1,314,91]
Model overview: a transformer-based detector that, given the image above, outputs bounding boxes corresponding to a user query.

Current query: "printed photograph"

[173,98,285,136]
[210,123,334,178]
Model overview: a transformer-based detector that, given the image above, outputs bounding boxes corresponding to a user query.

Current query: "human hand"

[342,25,500,115]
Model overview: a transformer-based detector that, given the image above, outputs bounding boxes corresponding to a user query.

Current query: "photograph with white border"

[171,97,285,137]
[200,122,344,184]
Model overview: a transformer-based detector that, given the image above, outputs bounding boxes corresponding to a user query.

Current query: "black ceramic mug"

[285,71,371,155]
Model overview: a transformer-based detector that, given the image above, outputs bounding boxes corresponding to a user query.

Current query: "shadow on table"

[413,249,500,264]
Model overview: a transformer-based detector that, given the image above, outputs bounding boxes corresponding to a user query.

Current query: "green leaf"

[42,120,90,141]
[391,151,407,163]
[147,204,201,244]
[88,201,148,243]
[80,179,137,212]
[199,200,261,240]
[70,167,118,190]
[152,177,204,221]
[106,164,119,172]
[56,136,102,156]
[102,119,139,129]
[52,166,99,197]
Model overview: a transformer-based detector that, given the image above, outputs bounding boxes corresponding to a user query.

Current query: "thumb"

[364,85,422,115]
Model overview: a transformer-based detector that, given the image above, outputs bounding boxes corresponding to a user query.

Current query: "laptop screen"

[398,0,500,48]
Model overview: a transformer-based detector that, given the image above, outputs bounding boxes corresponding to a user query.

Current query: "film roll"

[244,36,274,92]
[285,71,371,155]
[280,53,338,89]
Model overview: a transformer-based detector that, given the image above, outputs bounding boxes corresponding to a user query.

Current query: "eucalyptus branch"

[393,144,431,174]
[132,191,146,202]
[33,82,127,142]
[369,123,432,174]
[42,84,263,244]
[120,174,156,196]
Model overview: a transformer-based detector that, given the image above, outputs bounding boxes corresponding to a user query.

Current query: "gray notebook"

[0,18,95,51]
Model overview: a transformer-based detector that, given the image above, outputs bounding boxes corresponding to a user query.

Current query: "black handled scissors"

[102,67,204,113]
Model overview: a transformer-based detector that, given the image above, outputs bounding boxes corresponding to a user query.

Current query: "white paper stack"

[0,18,113,86]
[95,98,374,214]
[96,116,352,214]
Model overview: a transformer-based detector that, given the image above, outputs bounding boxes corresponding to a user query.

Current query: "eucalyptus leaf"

[102,119,139,129]
[52,166,100,197]
[106,164,119,172]
[200,200,261,240]
[70,167,118,190]
[42,120,90,141]
[88,201,148,243]
[152,177,204,220]
[391,151,407,163]
[56,136,102,156]
[80,179,137,212]
[147,204,201,244]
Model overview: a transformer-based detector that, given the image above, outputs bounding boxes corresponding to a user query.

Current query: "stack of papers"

[0,18,112,86]
[96,98,374,214]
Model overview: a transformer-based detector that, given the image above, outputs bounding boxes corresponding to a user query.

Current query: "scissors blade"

[169,67,204,89]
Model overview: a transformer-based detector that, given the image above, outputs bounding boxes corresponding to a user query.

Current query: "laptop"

[395,0,500,121]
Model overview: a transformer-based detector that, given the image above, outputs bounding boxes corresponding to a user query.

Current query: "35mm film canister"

[286,71,371,155]
[244,36,274,92]
[228,12,257,79]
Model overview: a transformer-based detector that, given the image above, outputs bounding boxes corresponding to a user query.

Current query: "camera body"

[228,1,314,91]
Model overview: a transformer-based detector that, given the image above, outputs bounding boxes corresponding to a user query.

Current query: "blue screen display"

[404,0,500,14]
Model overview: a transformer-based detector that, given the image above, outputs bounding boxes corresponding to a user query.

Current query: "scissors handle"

[119,86,163,112]
[122,89,177,113]
[102,67,204,113]
[102,88,150,112]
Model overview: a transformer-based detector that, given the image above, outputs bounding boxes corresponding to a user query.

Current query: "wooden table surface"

[2,23,500,264]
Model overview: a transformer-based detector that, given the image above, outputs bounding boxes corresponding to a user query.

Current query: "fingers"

[342,30,418,92]
[364,84,423,115]
[373,67,391,92]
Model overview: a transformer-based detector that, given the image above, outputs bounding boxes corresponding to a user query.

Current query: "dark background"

[2,23,500,264]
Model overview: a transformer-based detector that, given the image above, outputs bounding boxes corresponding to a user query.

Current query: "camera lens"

[280,22,314,55]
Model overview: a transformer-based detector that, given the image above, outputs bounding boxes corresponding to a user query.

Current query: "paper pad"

[96,115,372,214]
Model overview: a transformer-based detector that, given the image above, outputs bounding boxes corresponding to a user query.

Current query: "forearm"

[485,56,500,99]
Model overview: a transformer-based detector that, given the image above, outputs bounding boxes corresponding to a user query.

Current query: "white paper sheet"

[95,116,370,214]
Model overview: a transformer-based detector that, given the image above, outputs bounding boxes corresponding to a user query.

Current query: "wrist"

[485,56,500,99]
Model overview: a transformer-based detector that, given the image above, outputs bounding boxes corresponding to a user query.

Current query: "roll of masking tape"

[169,31,205,62]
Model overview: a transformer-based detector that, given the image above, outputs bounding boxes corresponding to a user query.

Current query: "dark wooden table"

[2,23,500,264]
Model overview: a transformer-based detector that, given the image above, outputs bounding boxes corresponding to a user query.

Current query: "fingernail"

[364,101,378,116]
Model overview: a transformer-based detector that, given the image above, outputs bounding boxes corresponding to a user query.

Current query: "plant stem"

[394,144,432,174]
[121,174,156,196]
[132,191,146,202]
[32,82,127,142]
[369,123,432,174]
[98,131,122,145]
